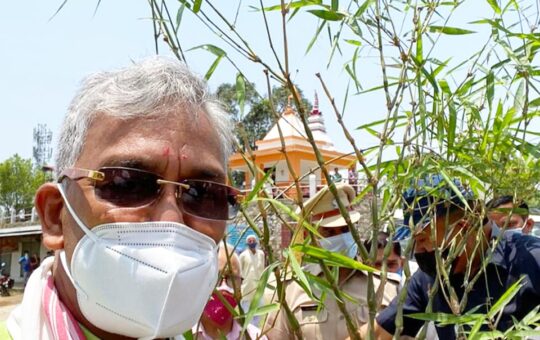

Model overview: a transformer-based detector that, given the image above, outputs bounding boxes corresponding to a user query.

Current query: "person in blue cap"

[359,175,540,339]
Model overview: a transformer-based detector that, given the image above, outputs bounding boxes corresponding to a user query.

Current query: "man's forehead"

[77,112,225,179]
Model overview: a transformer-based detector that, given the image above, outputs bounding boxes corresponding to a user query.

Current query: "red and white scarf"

[42,274,85,339]
[7,256,86,340]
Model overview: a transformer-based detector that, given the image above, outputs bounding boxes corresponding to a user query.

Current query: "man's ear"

[524,217,534,235]
[35,183,64,250]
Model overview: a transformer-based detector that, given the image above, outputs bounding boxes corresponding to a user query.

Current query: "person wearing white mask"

[264,184,398,340]
[193,242,267,340]
[487,195,534,237]
[239,235,265,326]
[2,57,241,340]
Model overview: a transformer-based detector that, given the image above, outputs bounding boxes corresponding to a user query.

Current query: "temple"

[228,93,356,200]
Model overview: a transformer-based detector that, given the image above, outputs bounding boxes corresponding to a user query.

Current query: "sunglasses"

[58,167,241,221]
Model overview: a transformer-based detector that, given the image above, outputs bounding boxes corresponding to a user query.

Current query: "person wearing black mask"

[358,175,540,339]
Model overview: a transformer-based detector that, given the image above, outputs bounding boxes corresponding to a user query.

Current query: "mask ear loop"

[56,182,99,243]
[58,249,89,300]
[56,182,94,301]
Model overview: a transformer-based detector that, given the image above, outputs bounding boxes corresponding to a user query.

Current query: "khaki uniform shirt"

[264,265,399,340]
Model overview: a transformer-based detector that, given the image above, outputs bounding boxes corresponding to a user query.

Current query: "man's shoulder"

[496,235,540,271]
[496,235,540,260]
[282,278,317,310]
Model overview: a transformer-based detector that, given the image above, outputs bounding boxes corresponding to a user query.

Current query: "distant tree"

[216,82,312,151]
[0,155,47,213]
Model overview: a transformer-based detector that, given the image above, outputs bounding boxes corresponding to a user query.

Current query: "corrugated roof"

[0,225,42,238]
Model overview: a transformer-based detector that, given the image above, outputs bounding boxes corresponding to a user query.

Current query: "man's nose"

[150,185,186,224]
[414,231,432,253]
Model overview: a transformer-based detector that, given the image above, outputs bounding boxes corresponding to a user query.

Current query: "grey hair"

[55,56,234,177]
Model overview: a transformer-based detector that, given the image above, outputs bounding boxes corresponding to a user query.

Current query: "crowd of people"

[2,57,539,340]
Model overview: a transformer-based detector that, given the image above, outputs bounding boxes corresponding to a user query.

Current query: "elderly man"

[239,235,265,325]
[487,195,534,236]
[4,57,240,339]
[194,243,267,339]
[265,184,398,339]
[362,176,540,339]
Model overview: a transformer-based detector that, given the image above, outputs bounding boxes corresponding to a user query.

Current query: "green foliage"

[144,0,540,338]
[0,154,47,213]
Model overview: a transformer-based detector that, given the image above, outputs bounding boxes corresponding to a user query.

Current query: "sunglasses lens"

[95,168,160,207]
[180,180,239,220]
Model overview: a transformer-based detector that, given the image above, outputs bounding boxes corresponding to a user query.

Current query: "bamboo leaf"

[244,168,274,203]
[188,44,226,57]
[291,244,377,272]
[305,21,326,55]
[439,170,469,209]
[487,276,524,319]
[236,73,246,116]
[447,102,457,150]
[251,303,280,316]
[308,9,345,21]
[510,330,540,337]
[407,312,483,325]
[353,0,374,18]
[193,0,202,13]
[182,330,194,340]
[264,0,322,12]
[411,55,439,94]
[284,248,314,298]
[486,70,495,111]
[486,0,501,14]
[204,55,223,80]
[176,3,186,31]
[357,115,407,130]
[256,198,323,238]
[344,39,362,46]
[513,79,525,114]
[357,81,399,94]
[428,26,476,35]
[243,262,279,325]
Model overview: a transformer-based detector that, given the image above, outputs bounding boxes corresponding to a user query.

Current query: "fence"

[0,207,39,228]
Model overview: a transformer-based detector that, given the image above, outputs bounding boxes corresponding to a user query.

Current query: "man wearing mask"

[361,175,540,339]
[17,251,31,288]
[265,184,398,339]
[239,235,265,326]
[487,195,534,236]
[194,242,267,339]
[363,236,403,275]
[4,57,240,339]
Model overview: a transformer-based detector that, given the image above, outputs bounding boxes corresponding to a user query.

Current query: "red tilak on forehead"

[162,146,170,157]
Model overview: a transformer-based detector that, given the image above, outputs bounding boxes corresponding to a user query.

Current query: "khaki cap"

[299,183,360,228]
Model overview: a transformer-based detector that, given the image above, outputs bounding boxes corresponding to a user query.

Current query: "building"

[0,221,47,284]
[229,93,357,201]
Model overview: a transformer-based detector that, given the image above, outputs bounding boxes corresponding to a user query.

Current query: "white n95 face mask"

[57,183,219,339]
[319,231,358,259]
[491,220,524,239]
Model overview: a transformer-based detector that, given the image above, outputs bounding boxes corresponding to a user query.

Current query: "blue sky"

[1,1,538,165]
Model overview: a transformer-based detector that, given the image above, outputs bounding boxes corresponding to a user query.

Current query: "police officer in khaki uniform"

[264,184,399,339]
